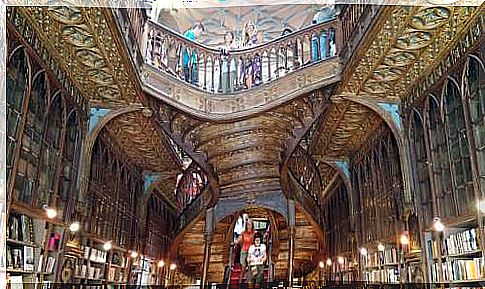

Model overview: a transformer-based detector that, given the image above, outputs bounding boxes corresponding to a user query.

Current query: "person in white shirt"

[247,233,267,286]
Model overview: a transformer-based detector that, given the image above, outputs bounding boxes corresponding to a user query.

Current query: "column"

[287,199,296,287]
[201,208,215,289]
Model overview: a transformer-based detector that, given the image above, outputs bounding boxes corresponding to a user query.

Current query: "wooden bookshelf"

[6,206,66,288]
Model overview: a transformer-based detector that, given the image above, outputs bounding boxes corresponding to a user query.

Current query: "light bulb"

[360,247,368,256]
[337,256,344,265]
[433,219,445,232]
[45,207,57,219]
[319,261,324,268]
[400,234,409,245]
[103,241,112,251]
[130,251,139,258]
[478,200,485,213]
[326,258,332,266]
[69,222,80,232]
[378,243,385,252]
[170,263,177,270]
[158,260,165,267]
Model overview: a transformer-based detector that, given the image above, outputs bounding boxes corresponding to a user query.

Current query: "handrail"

[288,145,323,205]
[145,18,340,94]
[288,170,322,227]
[176,186,208,235]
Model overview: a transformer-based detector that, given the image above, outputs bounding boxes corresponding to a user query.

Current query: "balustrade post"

[218,57,223,93]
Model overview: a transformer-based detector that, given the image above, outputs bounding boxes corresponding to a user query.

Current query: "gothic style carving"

[339,6,480,100]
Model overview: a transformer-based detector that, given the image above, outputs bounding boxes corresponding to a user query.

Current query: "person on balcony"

[247,233,267,288]
[311,5,336,62]
[220,31,237,93]
[240,22,262,88]
[183,22,205,85]
[236,218,254,284]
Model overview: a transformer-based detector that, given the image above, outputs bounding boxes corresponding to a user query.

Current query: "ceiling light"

[360,247,368,256]
[319,261,324,268]
[158,260,165,267]
[170,263,177,270]
[326,258,332,266]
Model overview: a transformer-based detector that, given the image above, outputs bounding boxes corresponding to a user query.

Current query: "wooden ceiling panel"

[103,110,182,174]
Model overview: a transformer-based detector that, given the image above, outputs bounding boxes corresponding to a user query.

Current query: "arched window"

[15,69,48,204]
[427,95,456,219]
[468,56,485,192]
[7,48,29,184]
[36,94,64,208]
[58,110,81,217]
[409,110,433,225]
[444,80,474,215]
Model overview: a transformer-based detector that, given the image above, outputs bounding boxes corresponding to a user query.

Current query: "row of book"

[75,264,105,280]
[8,214,34,243]
[83,246,108,263]
[364,268,399,283]
[430,258,484,282]
[6,245,56,273]
[442,228,479,256]
[365,246,398,267]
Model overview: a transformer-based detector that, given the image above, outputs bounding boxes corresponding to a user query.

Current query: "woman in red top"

[236,218,254,283]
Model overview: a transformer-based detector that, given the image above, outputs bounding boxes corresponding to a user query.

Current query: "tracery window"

[444,80,474,214]
[409,111,433,225]
[427,96,456,219]
[6,48,29,183]
[468,57,485,192]
[7,37,85,219]
[352,125,403,244]
[36,94,64,208]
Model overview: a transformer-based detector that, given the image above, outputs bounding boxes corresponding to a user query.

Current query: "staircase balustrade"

[145,19,339,94]
[288,146,322,206]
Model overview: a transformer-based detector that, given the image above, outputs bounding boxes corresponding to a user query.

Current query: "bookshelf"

[362,243,399,283]
[426,222,484,283]
[6,209,65,289]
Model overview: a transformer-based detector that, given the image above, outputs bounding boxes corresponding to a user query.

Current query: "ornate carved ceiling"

[102,110,182,175]
[17,6,142,107]
[310,97,383,158]
[338,6,480,100]
[155,4,321,47]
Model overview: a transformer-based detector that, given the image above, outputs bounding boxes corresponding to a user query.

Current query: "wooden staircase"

[174,207,322,283]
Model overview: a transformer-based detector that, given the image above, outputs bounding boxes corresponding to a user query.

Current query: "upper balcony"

[114,5,387,120]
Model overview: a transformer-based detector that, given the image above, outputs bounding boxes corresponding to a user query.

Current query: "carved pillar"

[268,238,273,282]
[287,199,296,287]
[201,208,215,289]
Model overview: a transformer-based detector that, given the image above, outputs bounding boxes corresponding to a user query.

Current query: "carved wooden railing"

[286,145,323,226]
[176,186,209,235]
[338,4,384,65]
[288,145,323,206]
[112,7,148,71]
[146,19,338,93]
[175,163,208,212]
[288,170,322,227]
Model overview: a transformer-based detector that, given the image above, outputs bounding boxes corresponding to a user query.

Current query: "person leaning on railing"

[220,31,238,93]
[182,21,205,85]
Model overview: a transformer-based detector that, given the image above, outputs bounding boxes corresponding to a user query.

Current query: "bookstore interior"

[3,2,485,289]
